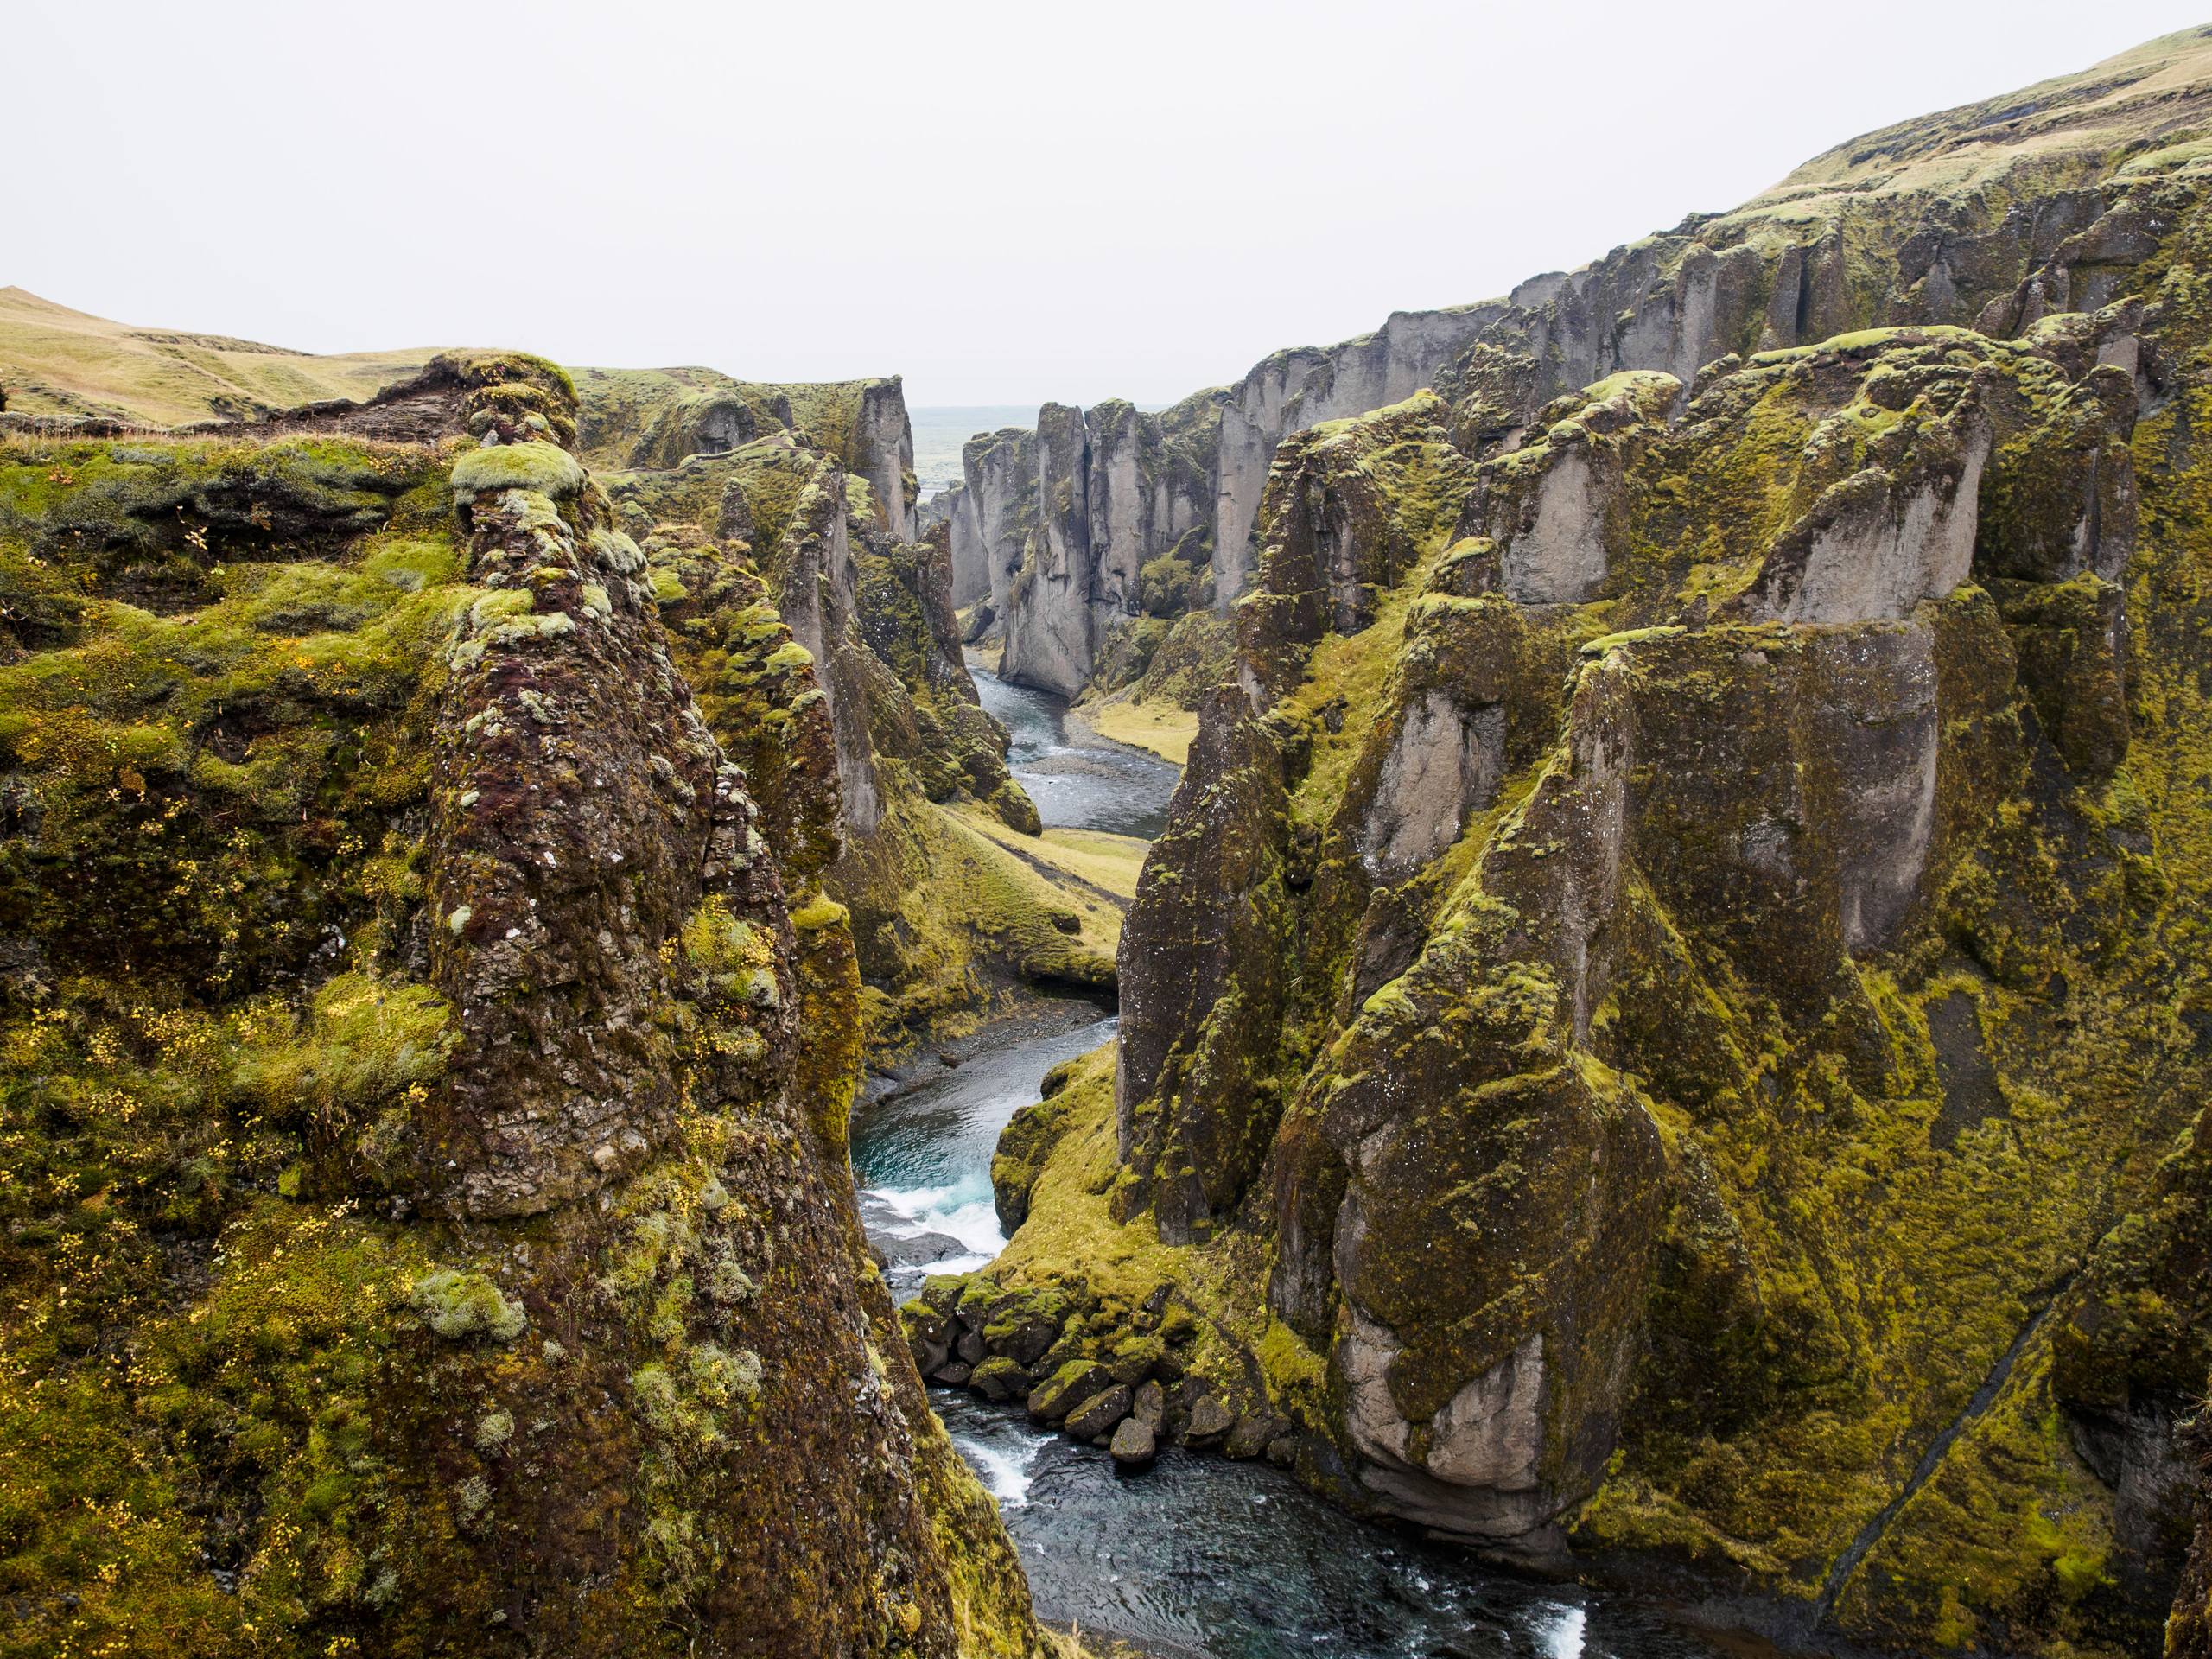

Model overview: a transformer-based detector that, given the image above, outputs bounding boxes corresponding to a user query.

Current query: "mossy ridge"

[1002,166,2212,1651]
[572,362,899,484]
[0,375,1046,1654]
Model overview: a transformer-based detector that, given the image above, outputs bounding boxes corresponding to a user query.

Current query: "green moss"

[448,439,585,501]
[406,1268,526,1342]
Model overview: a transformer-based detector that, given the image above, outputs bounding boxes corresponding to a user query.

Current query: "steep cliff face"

[951,424,1036,639]
[0,356,1044,1656]
[1211,308,1501,604]
[930,33,2212,1658]
[982,26,2212,709]
[593,399,1132,1057]
[975,394,1219,697]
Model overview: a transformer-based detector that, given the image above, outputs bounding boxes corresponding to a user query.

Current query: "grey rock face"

[774,457,882,838]
[855,376,918,543]
[1212,305,1505,603]
[1000,404,1094,697]
[955,426,1037,625]
[1341,1315,1556,1541]
[1751,418,1991,625]
[968,397,1216,696]
[1358,692,1506,879]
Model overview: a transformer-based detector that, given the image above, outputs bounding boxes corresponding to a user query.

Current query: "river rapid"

[849,667,1725,1659]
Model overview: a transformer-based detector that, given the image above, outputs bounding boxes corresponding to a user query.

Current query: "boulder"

[1107,1334,1165,1386]
[1027,1360,1112,1423]
[970,1357,1032,1402]
[1183,1394,1235,1446]
[1133,1379,1166,1433]
[1110,1419,1159,1469]
[1064,1384,1133,1441]
[1224,1412,1290,1461]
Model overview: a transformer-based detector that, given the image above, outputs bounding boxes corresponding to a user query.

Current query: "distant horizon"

[12,3,2212,405]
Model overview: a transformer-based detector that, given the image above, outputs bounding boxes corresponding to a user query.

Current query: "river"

[849,667,1725,1659]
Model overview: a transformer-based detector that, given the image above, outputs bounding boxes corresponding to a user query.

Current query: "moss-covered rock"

[996,143,2212,1657]
[0,357,1044,1656]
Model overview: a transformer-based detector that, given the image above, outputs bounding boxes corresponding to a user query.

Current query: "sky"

[10,1,2212,407]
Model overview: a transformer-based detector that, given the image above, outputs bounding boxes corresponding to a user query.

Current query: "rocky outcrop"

[961,38,2212,1655]
[575,365,918,543]
[855,376,918,543]
[958,393,1218,696]
[0,359,1043,1655]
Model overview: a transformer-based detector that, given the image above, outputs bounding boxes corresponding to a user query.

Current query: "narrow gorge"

[5,21,2212,1659]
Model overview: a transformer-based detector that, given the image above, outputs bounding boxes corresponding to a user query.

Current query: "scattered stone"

[932,1361,972,1387]
[1224,1411,1291,1460]
[1107,1334,1165,1386]
[1063,1384,1133,1441]
[969,1357,1030,1402]
[1133,1379,1166,1433]
[1183,1394,1235,1446]
[1109,1419,1157,1468]
[1027,1360,1112,1423]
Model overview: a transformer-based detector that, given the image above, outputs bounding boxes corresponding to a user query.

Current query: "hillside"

[0,285,443,426]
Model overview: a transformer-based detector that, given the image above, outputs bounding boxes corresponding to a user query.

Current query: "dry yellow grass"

[0,286,444,426]
[945,801,1148,902]
[931,801,1141,963]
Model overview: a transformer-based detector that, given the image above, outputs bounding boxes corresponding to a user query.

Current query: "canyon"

[3,22,2212,1659]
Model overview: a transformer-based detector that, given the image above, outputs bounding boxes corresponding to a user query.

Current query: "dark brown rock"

[1064,1384,1134,1441]
[1110,1419,1159,1468]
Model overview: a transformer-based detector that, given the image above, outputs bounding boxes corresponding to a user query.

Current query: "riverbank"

[1071,696,1198,767]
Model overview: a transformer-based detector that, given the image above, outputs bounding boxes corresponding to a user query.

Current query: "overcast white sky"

[11,1,2210,406]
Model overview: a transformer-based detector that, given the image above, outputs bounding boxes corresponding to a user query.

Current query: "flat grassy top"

[1756,26,2212,209]
[0,287,444,426]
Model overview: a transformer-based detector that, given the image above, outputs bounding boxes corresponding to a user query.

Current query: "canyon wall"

[955,392,1220,696]
[978,27,2212,710]
[925,29,2212,1658]
[0,354,1045,1657]
[592,381,1131,1058]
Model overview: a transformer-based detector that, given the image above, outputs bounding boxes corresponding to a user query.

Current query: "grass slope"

[0,287,443,426]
